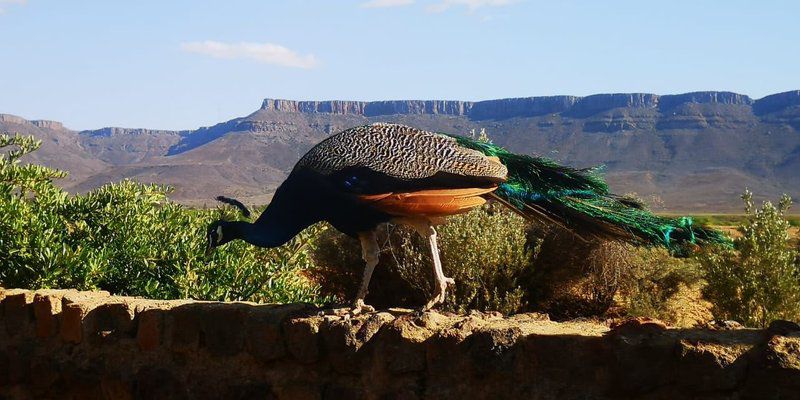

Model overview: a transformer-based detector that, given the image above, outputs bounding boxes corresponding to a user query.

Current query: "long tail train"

[448,134,731,255]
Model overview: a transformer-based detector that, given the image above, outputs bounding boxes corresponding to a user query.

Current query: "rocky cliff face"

[79,127,184,137]
[259,91,780,124]
[0,114,65,131]
[753,90,800,115]
[659,91,753,111]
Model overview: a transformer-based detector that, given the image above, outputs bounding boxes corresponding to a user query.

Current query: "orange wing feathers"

[358,186,497,217]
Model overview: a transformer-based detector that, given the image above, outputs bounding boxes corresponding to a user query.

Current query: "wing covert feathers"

[297,123,507,182]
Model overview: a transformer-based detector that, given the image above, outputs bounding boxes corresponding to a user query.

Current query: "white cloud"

[426,0,515,13]
[0,0,27,14]
[180,41,318,69]
[361,0,415,8]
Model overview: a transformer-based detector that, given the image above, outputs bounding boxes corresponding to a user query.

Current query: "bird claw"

[317,300,375,319]
[422,277,455,311]
[352,299,375,315]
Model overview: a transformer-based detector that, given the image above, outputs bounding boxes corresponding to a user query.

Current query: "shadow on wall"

[1,288,799,399]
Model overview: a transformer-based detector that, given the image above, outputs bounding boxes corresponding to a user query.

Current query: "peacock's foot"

[351,299,375,315]
[317,300,375,319]
[422,277,456,311]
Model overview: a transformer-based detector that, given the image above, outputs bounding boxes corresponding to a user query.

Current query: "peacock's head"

[206,220,235,255]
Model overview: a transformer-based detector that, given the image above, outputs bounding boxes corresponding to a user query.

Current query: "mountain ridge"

[257,90,796,119]
[2,89,799,211]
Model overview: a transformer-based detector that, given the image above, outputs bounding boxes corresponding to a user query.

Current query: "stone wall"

[2,288,799,400]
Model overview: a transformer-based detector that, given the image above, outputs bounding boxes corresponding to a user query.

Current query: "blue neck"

[229,170,322,248]
[230,220,295,248]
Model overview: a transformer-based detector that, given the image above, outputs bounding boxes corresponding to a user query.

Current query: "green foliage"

[312,205,536,314]
[397,205,536,314]
[689,213,799,228]
[699,190,800,327]
[0,133,325,304]
[8,131,794,325]
[623,248,704,324]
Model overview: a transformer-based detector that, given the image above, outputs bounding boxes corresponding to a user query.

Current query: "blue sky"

[1,0,798,130]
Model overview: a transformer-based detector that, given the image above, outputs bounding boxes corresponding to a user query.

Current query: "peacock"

[206,123,729,312]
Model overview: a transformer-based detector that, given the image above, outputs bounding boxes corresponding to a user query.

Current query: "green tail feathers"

[448,133,731,254]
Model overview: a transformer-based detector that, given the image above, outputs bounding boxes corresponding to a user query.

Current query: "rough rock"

[79,127,184,137]
[753,90,800,115]
[259,91,765,120]
[2,288,799,399]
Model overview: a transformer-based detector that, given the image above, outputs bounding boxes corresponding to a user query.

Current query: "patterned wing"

[296,123,507,185]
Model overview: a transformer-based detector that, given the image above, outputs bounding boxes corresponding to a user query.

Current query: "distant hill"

[2,90,799,212]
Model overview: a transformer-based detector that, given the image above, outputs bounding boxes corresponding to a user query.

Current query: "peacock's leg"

[353,230,379,314]
[424,225,455,310]
[401,219,455,310]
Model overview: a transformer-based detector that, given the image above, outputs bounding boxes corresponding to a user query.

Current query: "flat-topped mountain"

[2,90,799,211]
[259,91,759,119]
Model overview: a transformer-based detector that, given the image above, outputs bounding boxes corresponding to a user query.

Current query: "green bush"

[312,205,537,314]
[0,133,325,304]
[12,130,790,325]
[312,203,713,319]
[407,204,536,314]
[623,248,704,325]
[699,190,800,327]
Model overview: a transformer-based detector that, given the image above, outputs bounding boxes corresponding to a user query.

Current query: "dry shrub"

[525,227,708,324]
[311,224,425,308]
[621,248,707,326]
[311,204,536,314]
[311,204,709,321]
[524,227,636,319]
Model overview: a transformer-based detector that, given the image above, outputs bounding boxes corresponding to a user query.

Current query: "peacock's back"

[296,123,507,183]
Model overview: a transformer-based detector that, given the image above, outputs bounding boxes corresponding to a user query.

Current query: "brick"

[284,318,321,364]
[134,366,188,399]
[58,291,113,344]
[89,302,136,344]
[323,384,363,400]
[61,302,88,344]
[246,305,309,363]
[4,345,32,385]
[137,308,163,351]
[166,304,201,352]
[321,320,363,374]
[100,377,133,400]
[29,357,60,389]
[199,304,246,357]
[277,384,321,400]
[33,294,62,338]
[3,291,35,336]
[247,319,285,362]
